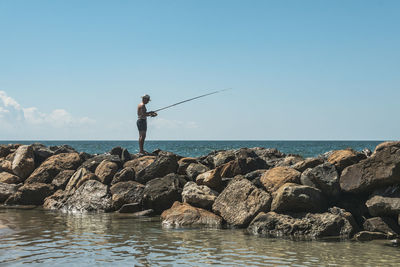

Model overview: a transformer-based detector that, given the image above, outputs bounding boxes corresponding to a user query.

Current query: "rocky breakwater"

[1,142,400,242]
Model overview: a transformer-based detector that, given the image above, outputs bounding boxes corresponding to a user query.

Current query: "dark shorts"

[137,119,147,132]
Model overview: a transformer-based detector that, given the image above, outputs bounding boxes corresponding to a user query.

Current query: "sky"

[0,0,399,140]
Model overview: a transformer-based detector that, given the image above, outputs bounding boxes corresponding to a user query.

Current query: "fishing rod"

[153,88,231,113]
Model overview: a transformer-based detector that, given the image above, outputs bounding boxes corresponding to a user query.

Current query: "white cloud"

[0,90,95,132]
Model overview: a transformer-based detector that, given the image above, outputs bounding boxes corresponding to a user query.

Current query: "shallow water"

[1,208,399,266]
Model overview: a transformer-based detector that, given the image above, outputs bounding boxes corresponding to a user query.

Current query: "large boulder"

[271,183,326,213]
[110,181,144,211]
[161,201,223,228]
[81,154,121,172]
[136,153,179,184]
[363,217,400,237]
[6,183,55,205]
[366,195,400,217]
[95,160,119,185]
[62,180,112,212]
[182,181,218,210]
[111,167,135,185]
[185,163,209,180]
[328,149,366,172]
[177,157,199,175]
[0,182,20,203]
[12,145,35,180]
[196,168,222,192]
[142,173,186,214]
[124,156,156,174]
[260,166,301,193]
[248,208,357,239]
[300,163,340,197]
[0,172,23,184]
[340,142,400,193]
[293,158,324,172]
[212,177,271,227]
[25,153,82,184]
[219,157,267,178]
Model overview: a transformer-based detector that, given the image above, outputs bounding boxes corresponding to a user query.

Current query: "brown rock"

[6,183,55,205]
[185,163,209,180]
[177,157,199,174]
[43,189,69,210]
[161,201,223,228]
[0,172,23,184]
[65,168,92,192]
[25,153,82,184]
[0,182,20,203]
[123,156,156,174]
[111,167,135,185]
[260,166,301,193]
[110,181,144,210]
[293,158,324,172]
[182,181,218,210]
[95,160,119,185]
[196,168,222,191]
[366,195,400,217]
[11,145,35,180]
[363,217,400,236]
[328,149,365,172]
[0,160,12,173]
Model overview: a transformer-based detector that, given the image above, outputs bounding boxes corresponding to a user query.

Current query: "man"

[137,94,157,154]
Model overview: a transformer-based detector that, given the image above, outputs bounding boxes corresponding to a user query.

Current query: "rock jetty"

[1,142,400,241]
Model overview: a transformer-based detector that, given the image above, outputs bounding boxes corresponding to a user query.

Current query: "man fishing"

[137,94,157,154]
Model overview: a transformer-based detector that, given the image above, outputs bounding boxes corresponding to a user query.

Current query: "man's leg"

[139,130,146,154]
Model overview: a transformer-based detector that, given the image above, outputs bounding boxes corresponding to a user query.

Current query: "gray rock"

[31,143,54,167]
[300,163,340,197]
[366,195,400,217]
[182,181,218,210]
[212,177,271,227]
[12,145,35,180]
[81,154,121,173]
[136,153,179,184]
[271,183,326,213]
[244,169,267,181]
[0,182,20,203]
[52,170,75,190]
[185,163,209,180]
[111,167,135,185]
[110,181,144,211]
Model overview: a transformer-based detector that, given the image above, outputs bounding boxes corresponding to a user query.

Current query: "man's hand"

[148,111,158,117]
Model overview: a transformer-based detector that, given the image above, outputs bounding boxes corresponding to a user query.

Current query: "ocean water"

[0,140,383,158]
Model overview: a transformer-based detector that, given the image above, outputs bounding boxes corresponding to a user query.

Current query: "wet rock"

[0,172,23,184]
[271,183,326,213]
[43,190,69,210]
[196,168,222,192]
[185,163,209,180]
[0,182,20,203]
[111,167,135,185]
[62,180,112,212]
[6,183,55,205]
[136,153,179,184]
[248,209,356,239]
[353,231,387,241]
[161,201,223,228]
[118,203,141,213]
[12,145,35,180]
[363,217,400,237]
[212,177,271,228]
[95,160,119,185]
[142,173,186,214]
[328,149,366,172]
[124,156,156,175]
[182,181,218,210]
[81,154,121,172]
[110,181,144,211]
[293,158,324,172]
[260,166,301,193]
[340,142,400,194]
[25,153,82,184]
[177,157,199,175]
[300,163,340,197]
[52,170,75,190]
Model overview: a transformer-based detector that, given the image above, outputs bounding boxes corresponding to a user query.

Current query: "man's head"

[142,94,150,104]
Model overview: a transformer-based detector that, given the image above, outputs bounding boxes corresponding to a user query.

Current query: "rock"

[182,181,218,210]
[213,150,236,167]
[121,148,131,162]
[111,167,135,185]
[95,160,119,185]
[271,183,326,213]
[124,156,156,174]
[79,152,92,162]
[0,159,12,173]
[110,146,123,157]
[248,209,356,239]
[110,181,144,211]
[136,153,179,184]
[353,231,388,241]
[0,172,23,184]
[65,168,92,192]
[43,190,69,210]
[0,182,19,203]
[366,195,400,217]
[274,155,304,167]
[118,203,141,213]
[212,177,271,227]
[328,149,366,172]
[373,141,400,155]
[0,145,12,158]
[340,142,400,193]
[185,163,209,180]
[252,148,286,163]
[131,209,154,217]
[334,193,369,226]
[293,158,324,172]
[244,169,267,181]
[52,170,75,190]
[196,168,222,192]
[362,148,372,157]
[6,183,55,205]
[81,154,121,172]
[260,166,301,193]
[161,201,223,228]
[31,143,54,167]
[219,157,267,178]
[49,144,77,154]
[177,157,199,175]
[142,173,186,214]
[62,180,112,212]
[25,153,82,184]
[363,217,400,237]
[300,163,340,197]
[12,145,35,180]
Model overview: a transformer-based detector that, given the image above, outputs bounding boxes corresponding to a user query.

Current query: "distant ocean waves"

[0,140,382,158]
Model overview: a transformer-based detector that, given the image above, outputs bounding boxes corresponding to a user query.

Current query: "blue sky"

[0,0,399,140]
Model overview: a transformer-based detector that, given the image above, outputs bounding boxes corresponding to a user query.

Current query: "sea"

[2,140,399,267]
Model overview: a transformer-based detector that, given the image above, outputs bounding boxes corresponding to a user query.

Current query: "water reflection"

[1,207,399,266]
